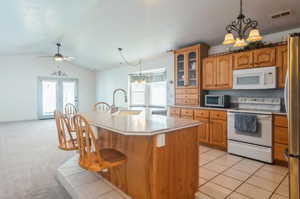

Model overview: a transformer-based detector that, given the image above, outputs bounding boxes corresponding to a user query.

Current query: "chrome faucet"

[111,88,128,113]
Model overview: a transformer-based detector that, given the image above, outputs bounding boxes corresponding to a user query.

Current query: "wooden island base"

[97,126,199,199]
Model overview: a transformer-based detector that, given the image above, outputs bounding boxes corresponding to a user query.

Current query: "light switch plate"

[156,134,165,147]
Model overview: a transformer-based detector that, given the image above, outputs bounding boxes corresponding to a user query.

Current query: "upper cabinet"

[216,55,233,89]
[253,48,276,67]
[174,45,207,89]
[175,53,185,87]
[233,47,276,70]
[187,50,198,87]
[234,51,253,70]
[174,44,208,106]
[202,54,232,90]
[277,45,288,88]
[202,57,216,89]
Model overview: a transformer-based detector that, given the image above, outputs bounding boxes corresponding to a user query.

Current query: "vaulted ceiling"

[1,0,300,70]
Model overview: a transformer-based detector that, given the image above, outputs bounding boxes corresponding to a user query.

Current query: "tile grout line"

[199,151,246,198]
[223,162,265,199]
[268,172,289,199]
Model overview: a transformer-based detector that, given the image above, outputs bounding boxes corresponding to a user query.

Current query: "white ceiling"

[1,0,300,70]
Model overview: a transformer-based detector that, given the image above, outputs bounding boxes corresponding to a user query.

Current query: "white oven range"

[227,110,273,163]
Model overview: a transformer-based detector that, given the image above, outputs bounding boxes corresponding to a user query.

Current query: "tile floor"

[196,145,289,199]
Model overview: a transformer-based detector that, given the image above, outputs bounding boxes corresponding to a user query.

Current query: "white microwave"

[233,67,276,89]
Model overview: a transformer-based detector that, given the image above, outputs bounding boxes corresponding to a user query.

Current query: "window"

[129,70,166,108]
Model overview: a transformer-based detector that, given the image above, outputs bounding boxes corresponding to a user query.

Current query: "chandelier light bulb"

[223,33,236,45]
[234,38,248,47]
[247,29,263,42]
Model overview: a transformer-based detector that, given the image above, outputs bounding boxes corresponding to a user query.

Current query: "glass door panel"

[38,77,78,119]
[63,80,78,110]
[176,54,185,87]
[38,78,58,119]
[188,51,197,86]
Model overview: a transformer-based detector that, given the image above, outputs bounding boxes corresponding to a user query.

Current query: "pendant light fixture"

[51,65,68,78]
[223,0,263,47]
[118,48,147,84]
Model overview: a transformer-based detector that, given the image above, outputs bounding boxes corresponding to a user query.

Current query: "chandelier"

[223,0,263,47]
[118,48,146,84]
[51,65,68,78]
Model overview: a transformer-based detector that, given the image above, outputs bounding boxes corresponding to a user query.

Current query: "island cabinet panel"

[273,115,288,165]
[253,47,276,67]
[233,51,253,69]
[277,45,288,88]
[97,127,199,199]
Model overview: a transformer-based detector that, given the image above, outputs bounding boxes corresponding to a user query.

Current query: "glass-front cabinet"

[176,53,185,87]
[187,51,198,87]
[175,48,199,88]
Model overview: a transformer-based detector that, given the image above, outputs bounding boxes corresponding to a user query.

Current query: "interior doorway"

[37,77,78,119]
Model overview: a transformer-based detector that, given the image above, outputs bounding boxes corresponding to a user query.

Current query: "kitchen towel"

[234,113,257,133]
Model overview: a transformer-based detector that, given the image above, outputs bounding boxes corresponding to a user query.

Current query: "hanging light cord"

[118,48,142,67]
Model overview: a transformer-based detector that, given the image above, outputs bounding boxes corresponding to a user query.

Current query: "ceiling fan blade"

[38,56,53,58]
[64,56,75,61]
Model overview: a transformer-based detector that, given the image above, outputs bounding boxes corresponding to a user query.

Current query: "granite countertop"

[82,111,201,136]
[168,105,287,115]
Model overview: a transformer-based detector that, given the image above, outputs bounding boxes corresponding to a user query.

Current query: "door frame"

[37,76,79,119]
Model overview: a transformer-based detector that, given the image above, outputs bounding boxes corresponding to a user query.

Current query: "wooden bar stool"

[93,102,111,112]
[73,114,126,172]
[54,111,78,151]
[64,103,78,133]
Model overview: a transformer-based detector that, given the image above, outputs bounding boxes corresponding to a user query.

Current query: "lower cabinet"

[273,115,288,164]
[210,119,227,149]
[195,109,227,150]
[197,119,210,143]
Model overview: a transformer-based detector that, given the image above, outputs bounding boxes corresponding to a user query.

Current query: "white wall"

[0,55,96,122]
[96,27,300,106]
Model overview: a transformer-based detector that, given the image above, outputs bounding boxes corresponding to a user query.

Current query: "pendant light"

[118,48,147,84]
[223,0,263,47]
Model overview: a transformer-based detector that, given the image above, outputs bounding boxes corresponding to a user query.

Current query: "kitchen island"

[83,111,201,199]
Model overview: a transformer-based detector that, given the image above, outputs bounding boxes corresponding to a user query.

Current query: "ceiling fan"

[40,43,75,62]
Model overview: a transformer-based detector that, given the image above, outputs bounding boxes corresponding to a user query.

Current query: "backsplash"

[206,89,286,111]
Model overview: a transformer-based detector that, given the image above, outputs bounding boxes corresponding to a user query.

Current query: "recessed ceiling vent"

[271,10,292,19]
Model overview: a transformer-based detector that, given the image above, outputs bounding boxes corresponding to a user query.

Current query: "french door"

[38,77,78,119]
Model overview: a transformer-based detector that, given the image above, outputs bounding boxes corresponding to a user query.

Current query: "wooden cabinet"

[233,47,276,69]
[209,111,227,149]
[169,107,181,118]
[277,45,288,88]
[175,88,199,106]
[202,57,216,89]
[216,55,233,89]
[198,119,210,143]
[194,109,210,144]
[210,119,227,149]
[202,55,232,90]
[234,51,253,69]
[175,53,185,87]
[194,109,227,149]
[180,108,194,119]
[174,44,208,106]
[253,47,276,67]
[273,115,288,164]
